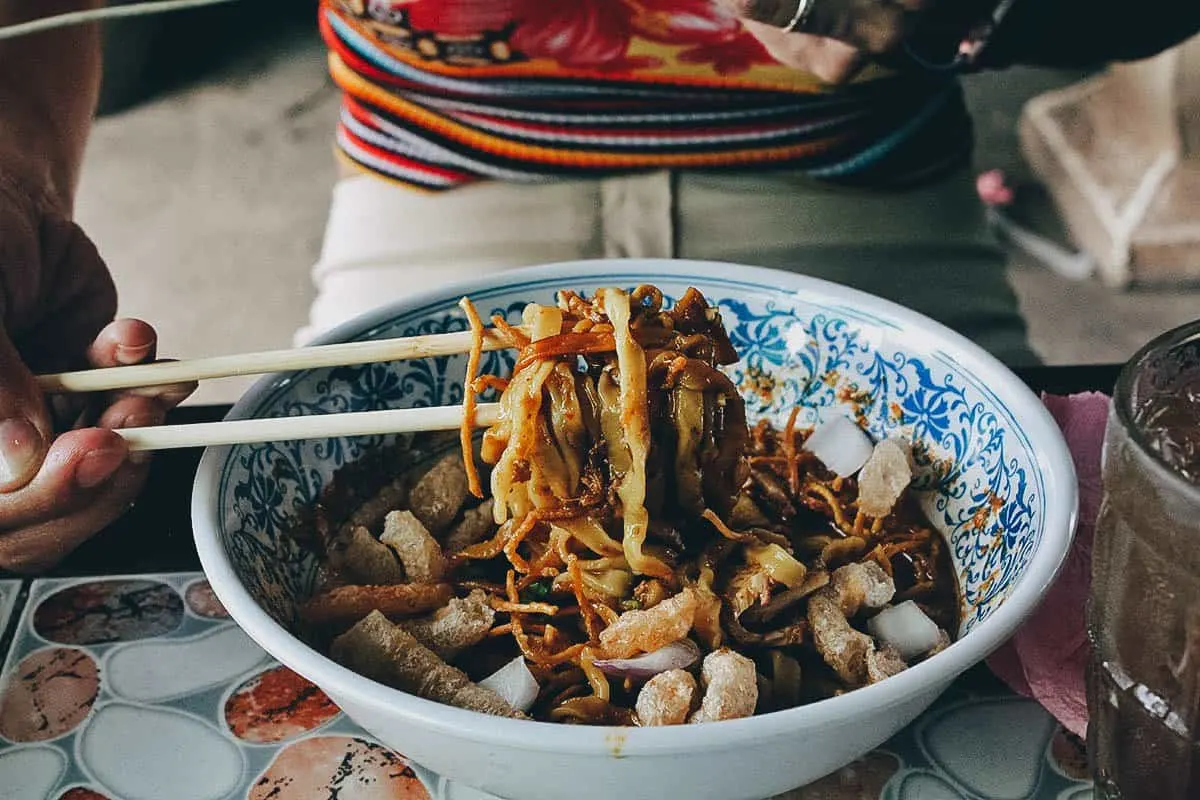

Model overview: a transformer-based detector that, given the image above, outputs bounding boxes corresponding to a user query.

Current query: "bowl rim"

[192,258,1078,755]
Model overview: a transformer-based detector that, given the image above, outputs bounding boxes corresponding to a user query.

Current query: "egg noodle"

[302,286,959,725]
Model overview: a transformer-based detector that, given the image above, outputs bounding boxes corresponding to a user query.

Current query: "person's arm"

[978,0,1200,70]
[0,2,194,573]
[0,0,103,209]
[730,0,1200,84]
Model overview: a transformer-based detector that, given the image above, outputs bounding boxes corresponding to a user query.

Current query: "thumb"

[0,327,51,491]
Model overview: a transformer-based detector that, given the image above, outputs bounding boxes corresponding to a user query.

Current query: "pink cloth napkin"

[986,391,1110,738]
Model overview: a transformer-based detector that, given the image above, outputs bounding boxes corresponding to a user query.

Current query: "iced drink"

[1090,322,1200,798]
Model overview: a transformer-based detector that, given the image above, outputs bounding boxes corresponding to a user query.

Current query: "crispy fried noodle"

[297,286,960,726]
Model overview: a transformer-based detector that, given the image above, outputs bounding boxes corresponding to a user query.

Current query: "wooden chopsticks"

[34,328,518,451]
[114,403,502,452]
[36,328,514,394]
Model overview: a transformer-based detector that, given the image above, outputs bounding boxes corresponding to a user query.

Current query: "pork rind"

[808,594,873,686]
[633,579,670,610]
[443,499,496,554]
[808,562,896,686]
[689,649,758,723]
[381,510,447,583]
[301,583,453,627]
[865,646,908,685]
[328,525,404,585]
[331,610,524,718]
[399,589,495,660]
[409,453,470,534]
[857,438,913,518]
[635,669,696,726]
[599,587,699,659]
[832,561,895,612]
[340,475,410,539]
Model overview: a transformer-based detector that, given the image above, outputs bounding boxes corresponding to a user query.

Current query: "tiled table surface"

[0,365,1118,800]
[0,574,1095,800]
[0,573,429,800]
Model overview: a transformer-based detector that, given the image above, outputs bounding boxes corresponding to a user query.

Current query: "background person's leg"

[676,170,1040,366]
[303,167,1036,364]
[300,175,603,344]
[300,171,675,344]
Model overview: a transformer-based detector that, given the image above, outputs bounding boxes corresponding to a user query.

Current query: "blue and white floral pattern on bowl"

[214,269,1045,637]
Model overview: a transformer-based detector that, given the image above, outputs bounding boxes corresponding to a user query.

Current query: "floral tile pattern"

[0,573,1094,800]
[0,574,427,800]
[0,579,19,680]
[774,692,1094,800]
[0,580,17,641]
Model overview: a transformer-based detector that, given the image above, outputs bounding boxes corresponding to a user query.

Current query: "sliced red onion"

[593,638,701,679]
[802,415,874,477]
[479,656,539,713]
[867,601,942,661]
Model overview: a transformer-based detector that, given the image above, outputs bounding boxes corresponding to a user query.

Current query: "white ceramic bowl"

[192,259,1077,800]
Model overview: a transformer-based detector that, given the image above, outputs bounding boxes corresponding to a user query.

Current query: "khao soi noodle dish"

[294,286,960,726]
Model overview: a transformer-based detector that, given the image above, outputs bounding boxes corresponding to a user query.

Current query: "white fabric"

[299,169,1036,364]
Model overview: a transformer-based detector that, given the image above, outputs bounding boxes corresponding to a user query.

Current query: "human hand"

[0,173,193,573]
[737,18,865,84]
[726,0,990,83]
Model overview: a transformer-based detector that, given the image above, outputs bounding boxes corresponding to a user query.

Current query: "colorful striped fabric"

[320,1,974,191]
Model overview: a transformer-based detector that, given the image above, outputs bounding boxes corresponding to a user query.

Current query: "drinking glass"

[1089,320,1200,798]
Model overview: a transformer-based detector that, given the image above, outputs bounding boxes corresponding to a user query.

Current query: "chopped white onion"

[479,656,540,712]
[867,601,943,661]
[593,638,701,679]
[802,415,875,477]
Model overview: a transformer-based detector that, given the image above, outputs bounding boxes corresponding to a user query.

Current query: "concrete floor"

[75,7,1200,404]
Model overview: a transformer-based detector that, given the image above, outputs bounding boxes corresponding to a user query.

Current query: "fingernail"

[114,414,160,466]
[0,419,43,489]
[118,413,163,430]
[131,386,193,403]
[113,417,160,465]
[160,388,195,405]
[76,448,127,490]
[115,342,153,365]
